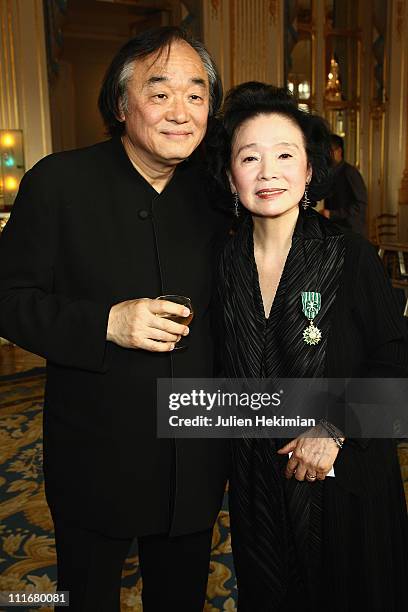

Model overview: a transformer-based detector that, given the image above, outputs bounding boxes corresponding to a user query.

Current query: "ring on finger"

[306,472,317,480]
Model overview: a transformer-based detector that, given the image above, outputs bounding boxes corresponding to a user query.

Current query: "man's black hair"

[98,26,222,136]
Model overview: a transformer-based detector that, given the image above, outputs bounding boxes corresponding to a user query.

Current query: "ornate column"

[399,124,408,242]
[398,1,408,240]
[203,1,232,91]
[0,0,52,169]
[356,0,388,239]
[313,0,325,114]
[384,0,408,241]
[203,0,284,93]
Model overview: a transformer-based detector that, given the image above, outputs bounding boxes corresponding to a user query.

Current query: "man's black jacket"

[0,137,230,537]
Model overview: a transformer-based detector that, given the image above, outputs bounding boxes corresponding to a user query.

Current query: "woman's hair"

[98,26,223,136]
[212,81,333,205]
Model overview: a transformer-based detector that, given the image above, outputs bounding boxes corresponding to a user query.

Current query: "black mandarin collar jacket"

[0,136,230,537]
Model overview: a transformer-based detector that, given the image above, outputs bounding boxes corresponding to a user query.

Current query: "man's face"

[119,41,210,167]
[331,145,343,164]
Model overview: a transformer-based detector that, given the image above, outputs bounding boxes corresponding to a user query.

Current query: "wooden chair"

[375,212,398,244]
[375,213,400,279]
[377,242,408,317]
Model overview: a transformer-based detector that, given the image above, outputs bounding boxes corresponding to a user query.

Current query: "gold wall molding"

[0,0,52,169]
[268,0,277,25]
[0,0,19,129]
[399,0,408,198]
[379,0,408,240]
[230,0,283,84]
[397,0,405,38]
[400,173,408,202]
[211,0,220,17]
[203,0,284,92]
[370,104,386,124]
[398,0,408,239]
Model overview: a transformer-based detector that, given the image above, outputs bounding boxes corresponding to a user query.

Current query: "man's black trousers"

[54,520,213,611]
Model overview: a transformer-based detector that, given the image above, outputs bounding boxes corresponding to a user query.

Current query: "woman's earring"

[301,184,311,210]
[232,192,240,217]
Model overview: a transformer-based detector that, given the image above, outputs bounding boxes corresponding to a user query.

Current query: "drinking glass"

[157,295,193,349]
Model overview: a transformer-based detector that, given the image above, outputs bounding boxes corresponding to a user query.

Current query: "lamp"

[0,130,25,210]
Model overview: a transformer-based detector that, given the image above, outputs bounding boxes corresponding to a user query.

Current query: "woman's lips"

[256,189,286,200]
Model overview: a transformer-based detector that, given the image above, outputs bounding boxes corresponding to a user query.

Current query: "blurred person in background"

[322,133,368,235]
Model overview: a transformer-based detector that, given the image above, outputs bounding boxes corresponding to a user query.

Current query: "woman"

[214,83,408,611]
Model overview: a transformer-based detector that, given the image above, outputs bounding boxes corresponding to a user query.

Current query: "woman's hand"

[277,424,341,482]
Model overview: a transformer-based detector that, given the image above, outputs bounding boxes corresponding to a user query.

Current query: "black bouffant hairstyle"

[211,81,333,208]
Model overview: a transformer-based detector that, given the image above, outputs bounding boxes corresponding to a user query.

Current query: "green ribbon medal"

[301,291,322,345]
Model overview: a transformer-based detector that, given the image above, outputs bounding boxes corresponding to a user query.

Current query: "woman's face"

[229,113,312,218]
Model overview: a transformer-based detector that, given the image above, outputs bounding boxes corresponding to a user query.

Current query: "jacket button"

[138,209,150,220]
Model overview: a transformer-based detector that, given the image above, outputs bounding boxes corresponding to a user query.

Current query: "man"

[0,27,229,611]
[323,134,368,235]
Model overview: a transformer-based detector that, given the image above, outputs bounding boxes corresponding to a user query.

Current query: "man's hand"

[277,424,340,481]
[106,298,190,352]
[321,208,330,219]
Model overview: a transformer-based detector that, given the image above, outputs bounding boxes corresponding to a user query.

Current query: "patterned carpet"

[1,370,408,611]
[0,369,237,612]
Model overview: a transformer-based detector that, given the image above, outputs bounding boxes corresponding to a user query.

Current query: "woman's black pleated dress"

[216,208,408,612]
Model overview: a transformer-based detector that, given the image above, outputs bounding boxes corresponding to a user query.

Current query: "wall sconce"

[0,130,25,211]
[298,81,311,100]
[325,57,342,101]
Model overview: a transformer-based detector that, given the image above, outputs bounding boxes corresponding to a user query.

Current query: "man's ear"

[117,98,126,122]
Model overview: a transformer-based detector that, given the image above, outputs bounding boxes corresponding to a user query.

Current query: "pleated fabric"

[219,209,345,610]
[217,208,408,611]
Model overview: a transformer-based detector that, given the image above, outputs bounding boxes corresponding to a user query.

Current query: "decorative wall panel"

[203,0,284,93]
[0,0,20,130]
[0,0,52,169]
